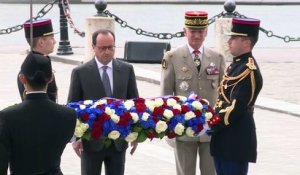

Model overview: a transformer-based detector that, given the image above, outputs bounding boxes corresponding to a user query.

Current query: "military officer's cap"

[21,52,52,83]
[185,11,208,29]
[23,18,55,38]
[229,18,260,37]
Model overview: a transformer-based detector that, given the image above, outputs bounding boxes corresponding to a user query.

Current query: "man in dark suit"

[0,52,76,175]
[210,18,263,175]
[68,29,139,175]
[17,18,58,102]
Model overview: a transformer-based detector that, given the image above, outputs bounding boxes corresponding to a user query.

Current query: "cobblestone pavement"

[1,47,300,174]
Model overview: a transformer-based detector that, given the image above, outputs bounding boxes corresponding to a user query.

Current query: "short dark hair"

[92,29,115,46]
[245,36,258,48]
[25,37,39,48]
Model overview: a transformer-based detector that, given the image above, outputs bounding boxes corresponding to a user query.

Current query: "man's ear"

[19,73,27,85]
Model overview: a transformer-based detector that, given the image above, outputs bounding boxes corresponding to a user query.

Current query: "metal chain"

[233,11,300,43]
[104,10,225,40]
[0,0,58,35]
[61,0,85,37]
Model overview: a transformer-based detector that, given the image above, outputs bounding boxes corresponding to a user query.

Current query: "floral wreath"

[67,94,220,144]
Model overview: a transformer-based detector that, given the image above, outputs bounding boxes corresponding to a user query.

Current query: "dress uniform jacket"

[17,51,57,102]
[0,93,76,175]
[68,58,139,152]
[161,44,226,142]
[210,52,263,162]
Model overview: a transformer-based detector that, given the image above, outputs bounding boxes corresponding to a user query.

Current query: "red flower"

[118,112,132,126]
[96,104,105,110]
[115,101,122,106]
[98,113,110,123]
[136,98,145,104]
[194,110,202,117]
[173,96,180,102]
[136,103,147,113]
[147,131,157,140]
[81,113,90,122]
[167,131,176,139]
[92,121,103,139]
[181,105,190,113]
[197,124,204,132]
[172,109,181,115]
[152,116,160,123]
[153,107,164,116]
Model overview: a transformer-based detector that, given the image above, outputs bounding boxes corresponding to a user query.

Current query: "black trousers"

[214,157,249,175]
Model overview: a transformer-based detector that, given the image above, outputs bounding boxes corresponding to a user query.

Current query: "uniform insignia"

[181,67,188,72]
[246,57,257,70]
[179,81,189,91]
[162,59,167,69]
[206,62,219,75]
[165,50,173,57]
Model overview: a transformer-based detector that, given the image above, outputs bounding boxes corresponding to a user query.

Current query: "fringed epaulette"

[246,57,256,70]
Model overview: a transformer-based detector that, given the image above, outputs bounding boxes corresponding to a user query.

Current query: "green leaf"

[137,131,147,143]
[133,125,143,132]
[157,132,165,139]
[104,138,112,148]
[82,132,91,140]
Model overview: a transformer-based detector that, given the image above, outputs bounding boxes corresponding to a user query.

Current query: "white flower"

[205,112,213,121]
[91,99,107,108]
[125,132,138,142]
[79,105,86,110]
[167,98,177,106]
[145,99,155,112]
[83,100,93,105]
[155,121,168,133]
[154,98,164,107]
[130,112,139,123]
[163,109,174,120]
[174,123,185,135]
[185,127,195,137]
[105,107,115,115]
[111,114,120,123]
[108,130,120,140]
[74,119,89,137]
[141,112,150,121]
[124,100,135,110]
[184,111,196,120]
[173,104,182,111]
[177,96,187,103]
[192,101,203,110]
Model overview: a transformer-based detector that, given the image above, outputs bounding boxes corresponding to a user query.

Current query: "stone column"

[215,17,233,62]
[85,16,115,62]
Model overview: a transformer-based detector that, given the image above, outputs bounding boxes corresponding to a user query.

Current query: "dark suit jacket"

[67,58,139,152]
[0,93,76,175]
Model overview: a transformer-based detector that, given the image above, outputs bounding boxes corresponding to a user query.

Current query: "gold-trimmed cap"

[185,11,208,29]
[23,18,55,38]
[229,18,260,37]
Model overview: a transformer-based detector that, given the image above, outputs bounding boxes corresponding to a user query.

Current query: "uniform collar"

[233,52,253,62]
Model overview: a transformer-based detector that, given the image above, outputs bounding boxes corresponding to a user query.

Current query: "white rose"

[130,112,139,123]
[178,96,187,103]
[111,114,120,123]
[163,109,174,120]
[74,120,89,137]
[105,107,115,116]
[125,132,138,142]
[141,112,150,121]
[108,130,120,140]
[155,121,168,133]
[124,100,135,110]
[192,101,203,110]
[173,104,182,111]
[97,99,107,105]
[184,111,196,120]
[79,104,86,110]
[185,127,195,137]
[145,99,155,112]
[154,98,164,107]
[83,100,93,105]
[167,98,177,106]
[174,123,185,135]
[205,112,213,121]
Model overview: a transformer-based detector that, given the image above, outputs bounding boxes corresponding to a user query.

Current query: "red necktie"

[193,50,201,71]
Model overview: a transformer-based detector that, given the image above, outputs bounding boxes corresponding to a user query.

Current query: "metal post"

[95,0,107,16]
[223,0,236,18]
[57,0,73,55]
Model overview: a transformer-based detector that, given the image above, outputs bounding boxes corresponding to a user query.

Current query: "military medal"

[181,67,188,72]
[179,81,189,91]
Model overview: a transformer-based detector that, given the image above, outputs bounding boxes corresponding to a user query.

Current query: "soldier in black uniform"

[209,18,263,175]
[17,19,57,102]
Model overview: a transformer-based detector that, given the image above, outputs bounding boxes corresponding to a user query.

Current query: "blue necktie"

[102,66,112,97]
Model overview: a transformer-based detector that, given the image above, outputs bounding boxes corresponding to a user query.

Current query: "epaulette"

[165,50,174,58]
[246,57,257,70]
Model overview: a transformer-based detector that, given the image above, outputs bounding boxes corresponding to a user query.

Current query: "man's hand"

[72,140,83,158]
[129,141,138,155]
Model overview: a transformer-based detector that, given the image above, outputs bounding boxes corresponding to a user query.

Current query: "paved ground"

[0,45,300,174]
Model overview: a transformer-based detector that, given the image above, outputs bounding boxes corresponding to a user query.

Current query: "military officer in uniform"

[17,18,57,102]
[161,11,226,175]
[209,18,263,175]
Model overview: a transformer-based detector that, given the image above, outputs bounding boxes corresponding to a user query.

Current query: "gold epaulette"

[165,50,174,58]
[246,57,257,70]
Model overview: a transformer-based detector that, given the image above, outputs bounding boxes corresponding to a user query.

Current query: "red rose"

[167,131,176,139]
[96,104,105,110]
[197,124,204,132]
[147,131,157,140]
[172,109,181,115]
[136,98,145,104]
[181,105,190,113]
[123,112,132,121]
[92,121,103,139]
[118,117,129,126]
[173,96,180,102]
[194,110,202,117]
[81,113,90,122]
[136,103,147,113]
[152,116,160,123]
[99,113,110,123]
[115,101,122,107]
[153,107,164,116]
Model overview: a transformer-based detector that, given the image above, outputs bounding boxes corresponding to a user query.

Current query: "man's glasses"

[96,45,115,51]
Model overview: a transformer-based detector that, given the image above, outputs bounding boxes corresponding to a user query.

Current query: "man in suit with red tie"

[161,11,226,175]
[67,29,139,175]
